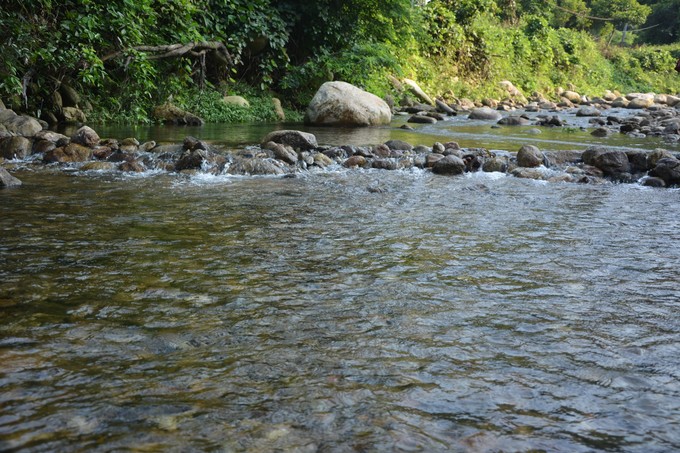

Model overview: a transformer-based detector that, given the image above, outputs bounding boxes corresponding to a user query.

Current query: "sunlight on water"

[2,118,680,451]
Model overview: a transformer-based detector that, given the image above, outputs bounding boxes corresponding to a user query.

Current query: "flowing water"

[2,116,680,452]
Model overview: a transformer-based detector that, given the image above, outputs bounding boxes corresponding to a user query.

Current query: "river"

[1,115,680,451]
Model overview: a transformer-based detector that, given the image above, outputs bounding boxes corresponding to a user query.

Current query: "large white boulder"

[305,81,392,127]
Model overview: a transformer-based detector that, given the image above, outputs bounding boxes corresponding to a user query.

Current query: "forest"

[1,0,679,123]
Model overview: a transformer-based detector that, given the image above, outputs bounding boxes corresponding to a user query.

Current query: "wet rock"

[483,157,508,173]
[463,154,482,172]
[71,126,100,148]
[182,136,208,151]
[33,139,56,155]
[175,149,208,171]
[647,149,675,168]
[640,176,666,187]
[400,124,414,130]
[649,157,680,187]
[312,153,334,168]
[511,167,547,180]
[81,162,116,171]
[372,159,398,170]
[261,130,318,151]
[408,115,437,124]
[435,99,455,115]
[0,167,22,188]
[43,143,92,163]
[431,155,465,175]
[582,147,630,176]
[343,155,367,168]
[425,112,445,121]
[228,158,287,176]
[119,161,146,173]
[626,150,650,173]
[543,150,583,166]
[107,149,134,162]
[140,141,157,152]
[426,153,445,167]
[517,145,544,168]
[498,116,530,126]
[0,136,32,159]
[468,107,502,121]
[372,144,391,158]
[576,106,601,117]
[384,140,413,151]
[264,141,298,165]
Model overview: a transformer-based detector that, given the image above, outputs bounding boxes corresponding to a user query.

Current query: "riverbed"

[2,116,680,451]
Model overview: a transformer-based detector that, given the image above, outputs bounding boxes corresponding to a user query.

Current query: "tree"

[591,0,652,27]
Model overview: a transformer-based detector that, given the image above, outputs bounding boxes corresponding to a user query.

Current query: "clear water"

[2,116,680,452]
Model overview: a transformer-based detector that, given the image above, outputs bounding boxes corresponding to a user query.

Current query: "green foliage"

[1,0,678,124]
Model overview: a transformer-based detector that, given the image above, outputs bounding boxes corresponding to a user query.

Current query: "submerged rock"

[0,167,22,188]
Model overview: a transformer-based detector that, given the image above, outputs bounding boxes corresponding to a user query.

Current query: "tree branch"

[101,42,232,66]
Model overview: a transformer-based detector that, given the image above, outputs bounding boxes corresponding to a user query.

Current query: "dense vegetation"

[1,0,679,123]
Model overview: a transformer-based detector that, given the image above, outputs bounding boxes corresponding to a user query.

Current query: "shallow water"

[2,117,680,451]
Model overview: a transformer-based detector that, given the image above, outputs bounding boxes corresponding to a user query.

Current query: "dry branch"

[101,41,232,66]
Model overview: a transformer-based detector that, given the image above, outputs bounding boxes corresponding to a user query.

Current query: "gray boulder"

[384,140,413,151]
[482,157,508,173]
[431,155,465,175]
[649,157,680,187]
[469,107,502,121]
[0,167,22,188]
[261,130,318,151]
[408,115,437,124]
[305,81,392,127]
[517,145,544,168]
[576,106,601,117]
[228,157,287,176]
[582,147,630,176]
[498,116,531,126]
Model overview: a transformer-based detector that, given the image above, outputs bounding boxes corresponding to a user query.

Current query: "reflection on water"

[2,167,680,451]
[85,109,680,152]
